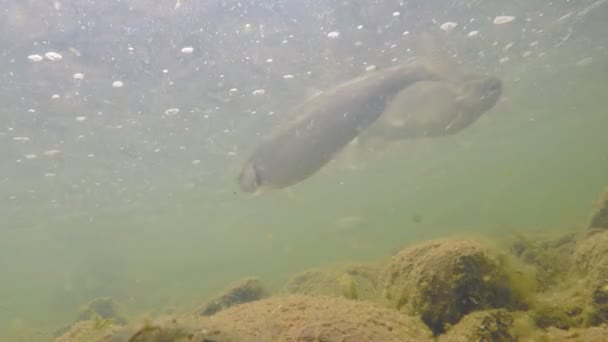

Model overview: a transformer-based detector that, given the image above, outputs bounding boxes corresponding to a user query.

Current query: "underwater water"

[1,0,607,340]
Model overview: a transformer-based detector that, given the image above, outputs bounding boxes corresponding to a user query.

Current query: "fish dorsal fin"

[414,32,461,81]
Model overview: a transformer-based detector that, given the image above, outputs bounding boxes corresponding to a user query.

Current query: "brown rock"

[208,294,434,341]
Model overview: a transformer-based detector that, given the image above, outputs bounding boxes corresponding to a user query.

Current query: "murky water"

[1,0,607,339]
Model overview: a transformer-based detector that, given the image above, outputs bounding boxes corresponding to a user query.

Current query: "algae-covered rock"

[198,277,269,316]
[58,295,433,341]
[54,320,116,342]
[54,297,128,338]
[75,297,128,325]
[573,231,608,325]
[381,238,531,334]
[57,316,241,342]
[544,324,608,341]
[108,317,239,342]
[438,309,515,342]
[208,294,434,341]
[508,231,577,291]
[283,269,344,296]
[574,230,608,274]
[588,189,608,230]
[530,301,584,330]
[282,263,383,302]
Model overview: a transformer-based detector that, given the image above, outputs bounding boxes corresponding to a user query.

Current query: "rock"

[108,317,239,342]
[574,231,608,325]
[208,294,434,341]
[531,301,583,330]
[54,297,128,338]
[544,324,608,341]
[575,230,608,274]
[282,263,383,302]
[508,231,577,291]
[58,295,433,341]
[381,238,531,334]
[57,316,240,342]
[283,269,344,296]
[588,189,608,230]
[198,277,269,316]
[438,309,515,342]
[75,297,128,325]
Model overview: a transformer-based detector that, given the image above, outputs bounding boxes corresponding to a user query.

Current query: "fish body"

[360,74,502,144]
[237,63,441,193]
[351,32,503,153]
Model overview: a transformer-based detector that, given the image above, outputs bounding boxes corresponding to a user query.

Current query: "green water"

[2,59,606,339]
[1,1,608,340]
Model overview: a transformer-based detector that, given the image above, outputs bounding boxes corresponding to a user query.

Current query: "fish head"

[442,75,503,133]
[458,75,503,112]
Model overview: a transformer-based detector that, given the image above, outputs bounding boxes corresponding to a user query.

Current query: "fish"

[237,62,442,193]
[350,33,503,153]
[358,74,502,144]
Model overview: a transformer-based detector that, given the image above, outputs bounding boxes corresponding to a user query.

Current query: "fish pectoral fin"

[283,188,310,205]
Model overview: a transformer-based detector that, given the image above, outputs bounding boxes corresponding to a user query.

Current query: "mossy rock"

[588,189,608,230]
[75,297,128,325]
[207,294,434,341]
[438,309,515,342]
[531,303,584,330]
[62,316,240,342]
[54,297,128,338]
[54,320,117,342]
[381,238,532,334]
[574,231,608,274]
[544,324,608,341]
[282,263,383,302]
[508,231,577,291]
[198,277,269,316]
[573,231,608,326]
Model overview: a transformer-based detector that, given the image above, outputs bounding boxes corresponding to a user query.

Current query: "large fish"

[237,62,442,193]
[357,74,502,145]
[351,33,503,152]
